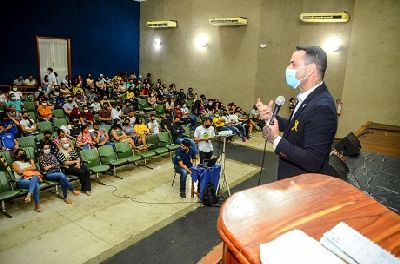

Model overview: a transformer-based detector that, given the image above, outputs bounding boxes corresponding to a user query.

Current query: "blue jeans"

[174,165,191,192]
[175,138,198,155]
[45,171,74,198]
[18,176,40,204]
[189,114,197,129]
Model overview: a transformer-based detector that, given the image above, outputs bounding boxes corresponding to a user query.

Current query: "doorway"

[36,36,71,84]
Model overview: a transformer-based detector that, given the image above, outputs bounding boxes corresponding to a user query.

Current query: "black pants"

[199,151,213,164]
[65,164,91,192]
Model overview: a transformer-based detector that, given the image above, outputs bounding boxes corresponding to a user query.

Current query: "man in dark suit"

[263,46,337,180]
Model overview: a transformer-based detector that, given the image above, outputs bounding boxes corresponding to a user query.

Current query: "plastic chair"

[114,142,142,163]
[53,118,68,128]
[98,145,128,177]
[155,104,165,116]
[80,149,110,179]
[23,101,36,112]
[17,136,37,150]
[53,109,66,119]
[0,171,21,218]
[37,121,54,133]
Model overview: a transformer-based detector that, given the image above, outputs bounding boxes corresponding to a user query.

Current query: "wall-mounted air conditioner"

[299,12,350,23]
[209,17,247,26]
[146,20,177,28]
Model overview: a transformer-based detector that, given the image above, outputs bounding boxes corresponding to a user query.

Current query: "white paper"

[320,222,400,264]
[260,230,345,264]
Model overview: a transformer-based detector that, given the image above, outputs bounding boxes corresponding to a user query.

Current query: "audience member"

[37,100,53,121]
[147,114,159,135]
[19,112,37,136]
[0,123,19,151]
[24,75,37,86]
[193,117,215,163]
[173,139,196,198]
[76,125,95,150]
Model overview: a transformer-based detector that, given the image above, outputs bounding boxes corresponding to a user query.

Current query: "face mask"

[205,124,211,128]
[23,116,29,119]
[63,143,69,149]
[11,97,16,100]
[84,110,88,113]
[13,88,17,91]
[54,92,59,96]
[42,103,47,106]
[44,149,50,154]
[286,66,308,89]
[19,153,26,160]
[68,100,73,103]
[38,88,42,91]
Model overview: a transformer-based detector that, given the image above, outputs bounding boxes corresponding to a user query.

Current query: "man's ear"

[307,63,317,76]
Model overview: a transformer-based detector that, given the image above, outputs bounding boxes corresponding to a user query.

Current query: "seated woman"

[57,138,92,196]
[99,103,112,125]
[76,125,95,150]
[11,148,42,212]
[54,128,74,148]
[19,111,37,136]
[110,122,136,150]
[79,105,94,125]
[91,122,110,147]
[147,93,157,108]
[39,144,80,204]
[122,118,147,148]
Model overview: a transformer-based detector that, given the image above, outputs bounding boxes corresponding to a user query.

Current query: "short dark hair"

[203,117,213,123]
[296,46,327,79]
[181,139,191,147]
[47,67,53,72]
[44,130,52,135]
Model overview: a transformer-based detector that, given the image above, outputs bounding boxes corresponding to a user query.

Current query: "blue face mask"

[285,68,300,89]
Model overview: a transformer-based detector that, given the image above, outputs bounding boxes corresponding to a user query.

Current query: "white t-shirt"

[147,120,159,135]
[20,119,35,129]
[194,125,215,152]
[48,72,57,89]
[9,91,22,100]
[111,108,122,119]
[228,114,239,124]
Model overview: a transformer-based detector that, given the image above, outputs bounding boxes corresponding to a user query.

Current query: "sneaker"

[255,125,261,130]
[180,192,186,198]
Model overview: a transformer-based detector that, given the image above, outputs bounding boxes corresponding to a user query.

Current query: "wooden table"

[217,174,400,263]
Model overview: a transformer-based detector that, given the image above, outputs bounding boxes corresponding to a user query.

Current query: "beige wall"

[337,0,400,136]
[140,0,400,135]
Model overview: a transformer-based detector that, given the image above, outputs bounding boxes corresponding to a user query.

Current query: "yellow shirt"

[134,124,149,134]
[213,117,225,127]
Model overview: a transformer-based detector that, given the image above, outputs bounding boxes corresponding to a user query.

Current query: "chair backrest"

[186,100,194,108]
[80,149,101,167]
[115,141,133,159]
[37,121,54,133]
[155,104,165,115]
[17,136,36,149]
[27,111,37,122]
[183,126,191,138]
[100,125,112,133]
[0,171,12,192]
[0,151,14,166]
[24,101,36,112]
[98,145,117,164]
[158,132,171,147]
[53,118,68,128]
[53,109,66,119]
[35,133,44,142]
[21,147,35,161]
[146,134,160,150]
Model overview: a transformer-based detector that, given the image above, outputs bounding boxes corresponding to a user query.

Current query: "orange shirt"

[37,105,53,119]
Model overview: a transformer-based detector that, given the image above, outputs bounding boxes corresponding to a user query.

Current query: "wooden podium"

[217,174,400,263]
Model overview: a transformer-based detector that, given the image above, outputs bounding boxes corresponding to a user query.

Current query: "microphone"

[269,96,285,125]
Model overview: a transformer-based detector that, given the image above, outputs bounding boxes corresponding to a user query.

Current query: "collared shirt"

[39,153,61,173]
[273,81,323,150]
[173,147,196,167]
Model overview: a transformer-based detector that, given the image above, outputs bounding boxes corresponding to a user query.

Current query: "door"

[36,37,71,84]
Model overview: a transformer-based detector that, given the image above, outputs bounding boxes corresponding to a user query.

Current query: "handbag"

[22,170,43,180]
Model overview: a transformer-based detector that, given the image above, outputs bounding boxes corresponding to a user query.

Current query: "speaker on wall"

[334,132,361,156]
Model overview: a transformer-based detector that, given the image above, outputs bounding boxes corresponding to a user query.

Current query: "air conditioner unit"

[146,20,177,28]
[299,12,350,23]
[209,17,247,26]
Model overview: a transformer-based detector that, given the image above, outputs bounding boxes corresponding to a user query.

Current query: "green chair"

[37,121,54,133]
[80,149,110,179]
[35,133,44,142]
[186,100,194,108]
[100,125,112,133]
[53,109,66,119]
[21,147,35,160]
[53,118,68,128]
[98,145,128,176]
[114,142,142,163]
[183,126,192,138]
[17,136,37,150]
[27,111,37,122]
[137,136,158,167]
[0,171,21,218]
[155,104,165,116]
[24,101,36,112]
[0,151,14,166]
[147,134,169,155]
[138,99,154,112]
[158,132,180,154]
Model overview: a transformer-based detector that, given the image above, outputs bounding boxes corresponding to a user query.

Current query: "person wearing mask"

[165,98,175,112]
[37,100,53,121]
[4,106,21,137]
[62,75,72,88]
[160,112,173,132]
[80,105,94,125]
[39,130,58,155]
[91,122,110,147]
[110,122,137,150]
[0,123,19,151]
[57,138,92,196]
[186,87,195,100]
[76,125,95,150]
[19,112,37,136]
[227,110,247,142]
[147,114,159,135]
[14,75,25,86]
[62,96,78,116]
[111,104,122,123]
[193,118,215,163]
[39,144,80,204]
[54,128,73,147]
[90,96,101,115]
[86,73,94,89]
[171,117,198,154]
[47,67,57,91]
[7,94,24,112]
[69,118,82,138]
[172,139,197,198]
[12,148,42,212]
[42,75,49,92]
[24,75,37,86]
[147,93,157,108]
[260,46,337,180]
[99,103,112,125]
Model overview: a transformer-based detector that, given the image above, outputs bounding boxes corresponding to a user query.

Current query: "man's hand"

[262,118,280,144]
[256,98,274,121]
[44,165,52,171]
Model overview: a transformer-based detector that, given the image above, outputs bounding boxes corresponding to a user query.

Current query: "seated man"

[19,111,38,136]
[171,117,198,154]
[37,100,54,121]
[62,96,78,116]
[6,95,24,112]
[173,139,196,198]
[0,123,19,151]
[24,75,38,86]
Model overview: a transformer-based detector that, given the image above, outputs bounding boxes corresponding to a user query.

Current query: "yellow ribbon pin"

[291,120,299,132]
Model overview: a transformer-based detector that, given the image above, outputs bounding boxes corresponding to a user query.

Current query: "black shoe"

[180,192,186,198]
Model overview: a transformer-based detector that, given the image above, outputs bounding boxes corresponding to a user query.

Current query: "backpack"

[203,183,218,206]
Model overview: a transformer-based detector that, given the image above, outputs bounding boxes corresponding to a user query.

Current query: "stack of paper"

[320,222,400,264]
[259,230,345,264]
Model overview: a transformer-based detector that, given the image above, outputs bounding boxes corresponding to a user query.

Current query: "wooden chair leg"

[191,181,194,198]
